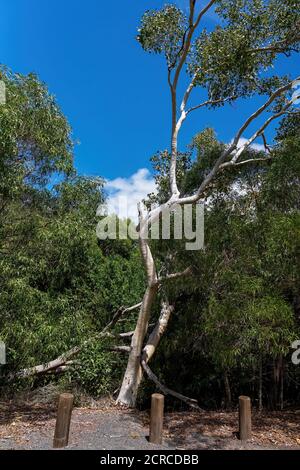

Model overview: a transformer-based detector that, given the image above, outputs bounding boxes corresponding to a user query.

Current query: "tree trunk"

[272,355,283,409]
[223,370,232,409]
[116,284,158,407]
[280,356,284,410]
[258,358,263,412]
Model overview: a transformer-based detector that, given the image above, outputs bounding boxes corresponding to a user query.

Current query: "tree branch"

[157,266,193,284]
[186,95,236,115]
[248,33,300,55]
[261,132,272,154]
[222,157,272,168]
[142,299,174,366]
[107,346,132,354]
[141,360,201,410]
[8,302,142,381]
[223,100,295,167]
[176,77,299,205]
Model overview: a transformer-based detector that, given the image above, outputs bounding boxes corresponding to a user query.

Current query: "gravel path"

[0,403,299,450]
[0,407,173,450]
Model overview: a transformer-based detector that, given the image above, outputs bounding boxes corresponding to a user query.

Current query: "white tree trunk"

[116,284,158,406]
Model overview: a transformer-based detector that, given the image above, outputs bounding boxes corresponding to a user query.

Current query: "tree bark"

[116,284,158,406]
[280,356,284,410]
[223,370,232,409]
[142,299,174,364]
[117,208,160,407]
[258,358,263,412]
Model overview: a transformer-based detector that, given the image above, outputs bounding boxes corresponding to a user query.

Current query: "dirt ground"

[0,399,299,450]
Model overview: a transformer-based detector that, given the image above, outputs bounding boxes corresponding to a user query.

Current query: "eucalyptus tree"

[0,67,74,254]
[116,0,300,407]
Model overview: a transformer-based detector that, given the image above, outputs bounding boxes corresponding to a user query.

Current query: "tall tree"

[117,0,300,407]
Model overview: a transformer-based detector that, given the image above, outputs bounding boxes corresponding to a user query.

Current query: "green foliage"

[137,5,187,68]
[0,67,73,193]
[138,0,300,103]
[72,341,121,397]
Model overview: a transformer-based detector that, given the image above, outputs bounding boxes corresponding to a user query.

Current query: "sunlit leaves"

[137,5,187,68]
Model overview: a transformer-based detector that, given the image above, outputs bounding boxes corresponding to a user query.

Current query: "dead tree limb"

[106,346,132,353]
[8,302,142,381]
[141,360,200,410]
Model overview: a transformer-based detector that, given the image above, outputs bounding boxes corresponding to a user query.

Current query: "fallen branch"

[8,302,142,381]
[141,360,201,410]
[107,346,132,353]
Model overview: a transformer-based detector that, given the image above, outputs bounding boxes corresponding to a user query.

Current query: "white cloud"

[228,137,266,154]
[102,168,156,222]
[236,137,266,153]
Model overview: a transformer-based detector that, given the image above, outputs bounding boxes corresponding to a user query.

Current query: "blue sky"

[0,0,298,213]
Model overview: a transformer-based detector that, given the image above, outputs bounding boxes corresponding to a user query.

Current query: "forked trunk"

[116,284,158,407]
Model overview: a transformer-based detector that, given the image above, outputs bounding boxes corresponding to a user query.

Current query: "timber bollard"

[239,395,252,441]
[53,393,74,448]
[149,393,164,445]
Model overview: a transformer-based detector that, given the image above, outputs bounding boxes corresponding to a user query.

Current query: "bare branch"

[180,70,200,113]
[226,100,295,166]
[118,330,135,339]
[186,95,236,115]
[221,157,272,169]
[158,266,193,284]
[194,0,216,29]
[8,302,142,381]
[141,360,201,409]
[231,81,297,150]
[248,33,300,55]
[118,324,155,339]
[107,346,132,354]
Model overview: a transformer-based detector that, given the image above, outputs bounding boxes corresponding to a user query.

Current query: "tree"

[0,66,74,254]
[116,0,300,407]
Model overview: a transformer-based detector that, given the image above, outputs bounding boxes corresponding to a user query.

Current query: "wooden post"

[53,393,74,448]
[149,393,164,445]
[239,395,251,441]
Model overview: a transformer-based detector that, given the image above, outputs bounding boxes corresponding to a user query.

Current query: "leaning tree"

[116,0,300,407]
